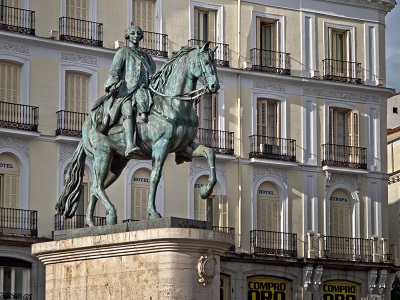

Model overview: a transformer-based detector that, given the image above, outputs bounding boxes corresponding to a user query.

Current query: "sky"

[386,2,400,92]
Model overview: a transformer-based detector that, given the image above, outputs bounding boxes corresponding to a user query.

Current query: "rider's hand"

[105,84,116,93]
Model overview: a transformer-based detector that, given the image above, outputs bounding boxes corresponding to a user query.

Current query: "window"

[257,182,280,231]
[194,176,228,227]
[0,258,31,298]
[0,61,20,104]
[330,29,350,62]
[257,99,279,138]
[1,0,21,7]
[195,93,218,130]
[131,169,150,221]
[329,108,359,147]
[220,274,231,300]
[393,107,398,114]
[257,18,279,67]
[131,0,155,32]
[66,0,89,20]
[194,7,216,42]
[65,71,89,113]
[330,189,351,237]
[0,154,19,209]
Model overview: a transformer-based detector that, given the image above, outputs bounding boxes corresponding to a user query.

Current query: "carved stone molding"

[197,254,217,286]
[313,266,323,291]
[61,52,98,66]
[58,144,78,165]
[325,171,360,192]
[323,0,395,13]
[303,266,313,290]
[304,87,379,104]
[252,166,288,187]
[253,80,286,93]
[0,41,29,54]
[0,136,29,160]
[368,269,378,294]
[189,160,226,182]
[126,159,152,172]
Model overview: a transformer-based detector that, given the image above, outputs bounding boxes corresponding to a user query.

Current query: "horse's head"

[190,41,220,93]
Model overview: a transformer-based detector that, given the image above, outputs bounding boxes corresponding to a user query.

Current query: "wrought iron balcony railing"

[249,135,296,162]
[0,4,35,35]
[140,31,168,58]
[250,48,291,75]
[322,143,367,169]
[0,207,38,237]
[196,128,234,155]
[250,230,297,257]
[0,293,31,300]
[0,101,39,131]
[122,219,141,223]
[188,39,230,67]
[56,110,88,138]
[323,58,362,84]
[322,235,373,261]
[55,213,106,231]
[59,17,103,47]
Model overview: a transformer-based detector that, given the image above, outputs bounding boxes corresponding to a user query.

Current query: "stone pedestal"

[31,218,234,300]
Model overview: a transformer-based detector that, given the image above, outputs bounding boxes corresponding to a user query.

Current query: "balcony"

[250,48,291,75]
[54,213,106,230]
[249,135,296,162]
[0,293,31,300]
[140,31,168,58]
[188,39,230,67]
[0,101,38,131]
[59,17,103,47]
[322,144,367,169]
[56,110,88,138]
[323,58,362,84]
[0,207,38,237]
[196,128,234,155]
[321,235,373,261]
[250,230,297,257]
[0,5,35,35]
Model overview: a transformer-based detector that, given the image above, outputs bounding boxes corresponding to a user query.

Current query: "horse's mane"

[151,46,197,93]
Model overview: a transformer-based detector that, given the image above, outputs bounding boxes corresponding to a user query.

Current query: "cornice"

[322,0,395,13]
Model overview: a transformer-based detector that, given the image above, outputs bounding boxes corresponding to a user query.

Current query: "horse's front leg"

[190,142,216,199]
[148,141,169,219]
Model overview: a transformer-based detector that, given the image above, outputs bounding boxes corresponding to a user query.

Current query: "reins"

[149,84,207,103]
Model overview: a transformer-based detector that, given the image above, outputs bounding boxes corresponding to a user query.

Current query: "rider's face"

[128,28,143,45]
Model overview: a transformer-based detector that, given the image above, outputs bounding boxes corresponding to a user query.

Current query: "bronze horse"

[56,42,220,226]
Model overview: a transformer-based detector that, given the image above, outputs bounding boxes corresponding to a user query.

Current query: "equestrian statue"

[56,25,220,226]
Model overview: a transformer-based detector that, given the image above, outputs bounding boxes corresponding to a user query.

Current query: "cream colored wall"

[30,1,60,39]
[30,57,59,135]
[29,141,59,237]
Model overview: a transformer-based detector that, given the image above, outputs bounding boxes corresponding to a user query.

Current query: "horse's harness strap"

[149,84,205,101]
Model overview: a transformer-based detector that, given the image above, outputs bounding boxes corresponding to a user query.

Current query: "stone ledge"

[53,217,212,241]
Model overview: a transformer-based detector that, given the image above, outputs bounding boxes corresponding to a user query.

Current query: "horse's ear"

[200,41,211,52]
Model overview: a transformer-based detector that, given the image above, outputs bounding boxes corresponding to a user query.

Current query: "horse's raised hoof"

[106,212,117,225]
[200,185,213,199]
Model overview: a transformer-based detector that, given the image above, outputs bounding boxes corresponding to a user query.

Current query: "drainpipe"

[237,0,242,248]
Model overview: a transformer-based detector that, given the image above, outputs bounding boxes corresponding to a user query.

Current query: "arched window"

[257,181,280,231]
[0,61,20,104]
[330,189,352,237]
[0,153,19,209]
[131,169,150,221]
[0,257,31,298]
[193,175,228,226]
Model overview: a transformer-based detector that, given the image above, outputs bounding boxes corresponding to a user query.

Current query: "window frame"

[128,0,162,33]
[62,0,97,22]
[190,1,223,44]
[324,22,355,63]
[251,11,285,54]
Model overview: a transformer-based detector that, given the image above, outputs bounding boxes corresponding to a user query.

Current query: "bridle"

[149,48,216,104]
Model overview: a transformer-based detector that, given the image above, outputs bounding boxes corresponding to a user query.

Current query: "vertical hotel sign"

[247,277,291,299]
[322,282,357,299]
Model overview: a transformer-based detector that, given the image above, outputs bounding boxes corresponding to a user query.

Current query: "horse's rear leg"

[148,143,169,219]
[87,156,129,226]
[191,142,216,199]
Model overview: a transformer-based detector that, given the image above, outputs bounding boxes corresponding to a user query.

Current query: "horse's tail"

[55,141,86,218]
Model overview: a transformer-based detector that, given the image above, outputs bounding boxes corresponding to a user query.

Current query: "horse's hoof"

[106,213,117,225]
[149,211,162,219]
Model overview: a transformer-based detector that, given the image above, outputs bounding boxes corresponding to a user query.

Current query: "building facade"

[0,0,397,299]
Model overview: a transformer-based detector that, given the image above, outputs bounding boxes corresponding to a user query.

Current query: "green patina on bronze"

[56,26,220,226]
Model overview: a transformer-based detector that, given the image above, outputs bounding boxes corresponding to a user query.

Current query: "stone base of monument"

[31,217,234,300]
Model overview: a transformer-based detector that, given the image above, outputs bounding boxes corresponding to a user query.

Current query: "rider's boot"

[123,116,140,156]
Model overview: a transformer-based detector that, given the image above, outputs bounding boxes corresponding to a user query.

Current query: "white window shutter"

[0,62,20,104]
[208,10,216,42]
[65,72,89,113]
[4,174,18,209]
